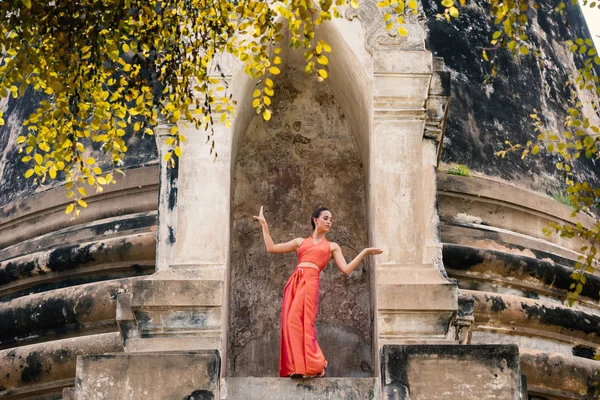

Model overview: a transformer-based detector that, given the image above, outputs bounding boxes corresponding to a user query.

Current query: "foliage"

[551,191,575,207]
[0,0,418,216]
[1,0,599,307]
[491,11,600,305]
[444,163,471,177]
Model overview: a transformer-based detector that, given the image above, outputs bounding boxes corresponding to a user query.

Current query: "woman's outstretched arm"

[253,206,303,254]
[331,243,383,276]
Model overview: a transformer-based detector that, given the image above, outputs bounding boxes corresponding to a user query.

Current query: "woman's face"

[314,210,333,232]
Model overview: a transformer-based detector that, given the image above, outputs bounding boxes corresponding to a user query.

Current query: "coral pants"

[279,267,327,377]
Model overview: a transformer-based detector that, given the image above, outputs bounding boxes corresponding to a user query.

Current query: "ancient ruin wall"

[228,68,372,378]
[0,91,158,398]
[423,0,600,193]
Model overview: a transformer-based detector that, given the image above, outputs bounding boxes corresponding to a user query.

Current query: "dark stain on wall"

[20,352,45,384]
[521,302,600,336]
[90,214,157,236]
[47,244,95,273]
[443,244,600,301]
[486,294,507,312]
[422,0,600,192]
[572,345,596,360]
[183,390,214,400]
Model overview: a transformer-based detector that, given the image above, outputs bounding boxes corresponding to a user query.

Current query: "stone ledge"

[75,351,220,400]
[0,332,122,394]
[0,278,138,349]
[520,349,599,399]
[466,290,600,346]
[437,173,594,228]
[221,377,379,400]
[381,344,522,400]
[444,243,600,303]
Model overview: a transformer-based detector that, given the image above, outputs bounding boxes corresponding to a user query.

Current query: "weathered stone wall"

[0,167,158,399]
[0,93,158,208]
[422,0,600,193]
[228,67,372,377]
[438,173,600,399]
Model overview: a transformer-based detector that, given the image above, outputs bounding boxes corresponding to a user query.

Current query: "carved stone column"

[348,0,458,352]
[116,78,232,355]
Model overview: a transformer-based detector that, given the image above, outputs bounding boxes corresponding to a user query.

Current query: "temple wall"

[228,67,372,377]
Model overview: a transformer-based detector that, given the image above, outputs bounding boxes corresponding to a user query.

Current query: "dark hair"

[311,207,330,230]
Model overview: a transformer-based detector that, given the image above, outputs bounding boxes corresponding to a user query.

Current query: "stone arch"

[226,21,373,378]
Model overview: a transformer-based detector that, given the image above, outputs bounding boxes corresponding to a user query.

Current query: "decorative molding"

[345,0,426,53]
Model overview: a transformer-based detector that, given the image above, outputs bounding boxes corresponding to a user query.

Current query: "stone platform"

[220,378,379,400]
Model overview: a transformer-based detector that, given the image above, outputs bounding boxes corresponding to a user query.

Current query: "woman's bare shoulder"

[329,241,341,251]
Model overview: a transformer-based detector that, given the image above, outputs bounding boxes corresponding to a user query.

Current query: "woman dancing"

[253,206,383,378]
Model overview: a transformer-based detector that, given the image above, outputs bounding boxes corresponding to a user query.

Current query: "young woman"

[253,206,383,378]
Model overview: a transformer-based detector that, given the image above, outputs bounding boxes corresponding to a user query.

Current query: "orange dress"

[279,237,330,377]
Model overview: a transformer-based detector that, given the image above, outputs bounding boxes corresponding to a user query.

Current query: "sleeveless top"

[297,237,331,271]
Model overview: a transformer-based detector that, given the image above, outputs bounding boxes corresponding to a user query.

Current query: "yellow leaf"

[519,45,529,55]
[66,204,75,215]
[86,157,95,165]
[78,187,87,196]
[269,67,281,75]
[408,0,417,9]
[175,147,182,157]
[351,0,359,8]
[317,55,328,65]
[482,50,489,61]
[220,113,227,122]
[77,199,88,208]
[398,27,407,36]
[164,152,172,162]
[97,176,107,184]
[252,98,261,108]
[318,69,328,79]
[263,109,272,121]
[23,0,31,8]
[24,169,34,178]
[265,87,274,96]
[34,154,43,165]
[171,125,178,134]
[49,168,57,179]
[253,89,261,97]
[264,96,271,106]
[123,43,130,52]
[265,78,274,88]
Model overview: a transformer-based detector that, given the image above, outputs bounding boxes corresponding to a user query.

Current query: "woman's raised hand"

[364,247,383,255]
[253,206,268,228]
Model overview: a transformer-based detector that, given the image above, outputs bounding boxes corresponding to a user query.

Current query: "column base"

[75,351,220,400]
[117,270,224,353]
[380,345,523,399]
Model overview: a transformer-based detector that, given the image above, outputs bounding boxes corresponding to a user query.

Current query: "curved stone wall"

[0,166,158,399]
[439,172,600,399]
[422,0,600,192]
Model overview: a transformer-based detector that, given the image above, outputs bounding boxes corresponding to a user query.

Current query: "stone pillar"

[369,50,457,348]
[116,79,232,355]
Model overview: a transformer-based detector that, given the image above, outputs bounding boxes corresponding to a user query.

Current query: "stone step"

[220,377,380,400]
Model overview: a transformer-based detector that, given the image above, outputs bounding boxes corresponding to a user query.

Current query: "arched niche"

[226,21,373,378]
